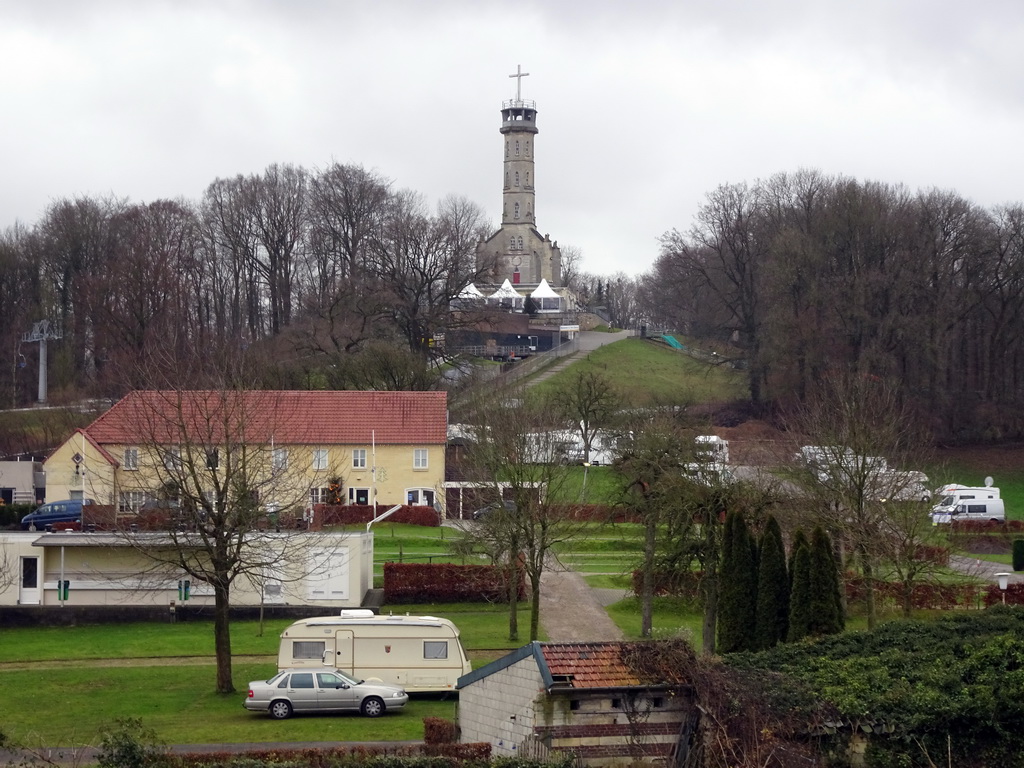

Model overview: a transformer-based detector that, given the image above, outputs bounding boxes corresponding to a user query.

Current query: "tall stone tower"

[477,66,562,288]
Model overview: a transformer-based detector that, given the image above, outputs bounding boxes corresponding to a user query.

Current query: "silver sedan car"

[244,669,409,719]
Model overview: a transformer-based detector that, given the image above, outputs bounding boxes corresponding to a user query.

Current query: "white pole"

[371,430,377,518]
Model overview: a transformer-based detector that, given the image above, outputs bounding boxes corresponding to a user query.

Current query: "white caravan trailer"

[278,610,472,692]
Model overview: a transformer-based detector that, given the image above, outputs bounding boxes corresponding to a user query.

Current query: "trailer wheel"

[361,696,385,718]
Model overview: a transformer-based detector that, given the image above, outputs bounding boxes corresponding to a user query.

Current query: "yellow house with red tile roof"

[43,390,448,515]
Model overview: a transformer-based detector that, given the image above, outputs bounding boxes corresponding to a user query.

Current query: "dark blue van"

[20,499,94,530]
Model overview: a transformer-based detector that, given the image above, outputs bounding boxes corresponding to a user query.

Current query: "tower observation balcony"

[500,99,538,134]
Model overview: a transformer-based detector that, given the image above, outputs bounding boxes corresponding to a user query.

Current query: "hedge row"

[950,520,1024,534]
[844,577,981,609]
[384,562,525,603]
[163,743,497,767]
[317,504,441,528]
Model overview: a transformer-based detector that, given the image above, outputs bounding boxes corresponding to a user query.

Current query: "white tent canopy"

[489,279,523,299]
[530,278,561,311]
[458,283,485,299]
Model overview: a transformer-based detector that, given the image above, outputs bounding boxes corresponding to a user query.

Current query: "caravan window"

[424,640,448,659]
[293,640,325,660]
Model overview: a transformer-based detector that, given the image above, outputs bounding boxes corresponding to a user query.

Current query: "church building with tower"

[476,65,564,289]
[456,66,578,357]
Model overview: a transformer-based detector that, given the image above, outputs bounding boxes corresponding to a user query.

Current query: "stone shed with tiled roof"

[458,641,694,766]
[43,390,448,512]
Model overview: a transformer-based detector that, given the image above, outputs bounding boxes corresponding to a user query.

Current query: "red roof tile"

[84,391,447,446]
[540,643,643,689]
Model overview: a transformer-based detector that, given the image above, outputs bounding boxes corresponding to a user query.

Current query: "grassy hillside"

[530,337,749,408]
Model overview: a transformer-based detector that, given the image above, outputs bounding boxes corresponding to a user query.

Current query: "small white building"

[458,642,692,766]
[0,529,372,609]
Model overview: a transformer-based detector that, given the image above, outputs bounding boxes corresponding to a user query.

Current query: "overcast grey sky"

[3,0,1022,276]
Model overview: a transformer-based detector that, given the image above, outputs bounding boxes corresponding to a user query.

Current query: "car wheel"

[269,700,293,720]
[360,696,385,718]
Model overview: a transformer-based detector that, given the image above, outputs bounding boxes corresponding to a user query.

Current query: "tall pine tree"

[808,526,844,636]
[718,510,758,653]
[787,529,812,642]
[755,515,789,650]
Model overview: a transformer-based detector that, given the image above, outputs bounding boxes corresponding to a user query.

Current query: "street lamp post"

[580,462,591,502]
[996,572,1011,605]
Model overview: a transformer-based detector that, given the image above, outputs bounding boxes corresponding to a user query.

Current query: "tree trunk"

[861,547,877,630]
[529,569,542,641]
[507,558,519,643]
[213,580,235,694]
[641,516,657,637]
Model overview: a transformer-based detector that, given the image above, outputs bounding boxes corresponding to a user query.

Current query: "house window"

[123,447,139,471]
[292,640,325,661]
[407,488,435,506]
[570,699,581,711]
[272,448,288,472]
[413,449,428,470]
[312,449,329,471]
[119,490,146,513]
[423,640,448,659]
[206,449,219,470]
[348,487,370,505]
[163,447,181,472]
[352,449,367,469]
[310,487,331,505]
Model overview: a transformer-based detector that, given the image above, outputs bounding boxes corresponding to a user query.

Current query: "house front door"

[19,556,40,605]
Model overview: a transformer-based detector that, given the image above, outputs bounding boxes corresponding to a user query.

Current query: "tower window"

[505,142,509,158]
[517,236,523,250]
[526,141,530,156]
[510,236,516,250]
[514,202,520,219]
[505,171,509,187]
[515,140,520,156]
[525,172,530,186]
[515,171,520,187]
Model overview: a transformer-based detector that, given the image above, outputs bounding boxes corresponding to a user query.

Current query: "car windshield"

[333,670,362,686]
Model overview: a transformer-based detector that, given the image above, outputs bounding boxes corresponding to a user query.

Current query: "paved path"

[539,558,626,642]
[949,554,1024,584]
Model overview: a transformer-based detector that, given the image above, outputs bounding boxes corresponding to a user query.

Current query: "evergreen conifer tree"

[788,529,812,642]
[755,515,789,650]
[718,510,758,653]
[808,526,844,636]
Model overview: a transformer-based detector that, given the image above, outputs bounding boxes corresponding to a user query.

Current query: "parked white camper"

[278,610,472,692]
[695,435,729,465]
[930,484,1003,524]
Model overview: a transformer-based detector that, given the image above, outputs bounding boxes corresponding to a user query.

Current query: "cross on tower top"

[509,64,530,102]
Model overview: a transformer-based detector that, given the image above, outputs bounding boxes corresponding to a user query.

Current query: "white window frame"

[312,448,329,472]
[309,487,331,505]
[413,449,428,470]
[271,447,288,473]
[123,447,139,471]
[163,446,181,472]
[118,490,147,513]
[406,488,436,506]
[352,448,367,469]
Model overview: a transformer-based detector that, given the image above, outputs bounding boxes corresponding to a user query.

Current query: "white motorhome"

[277,610,472,692]
[930,484,1003,524]
[696,435,729,465]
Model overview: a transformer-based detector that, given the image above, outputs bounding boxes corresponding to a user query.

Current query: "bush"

[0,503,34,528]
[422,717,459,745]
[317,505,440,527]
[97,717,167,768]
[1013,540,1024,572]
[384,562,525,603]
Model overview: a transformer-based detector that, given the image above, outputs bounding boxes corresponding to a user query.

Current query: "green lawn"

[528,337,748,407]
[4,663,455,747]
